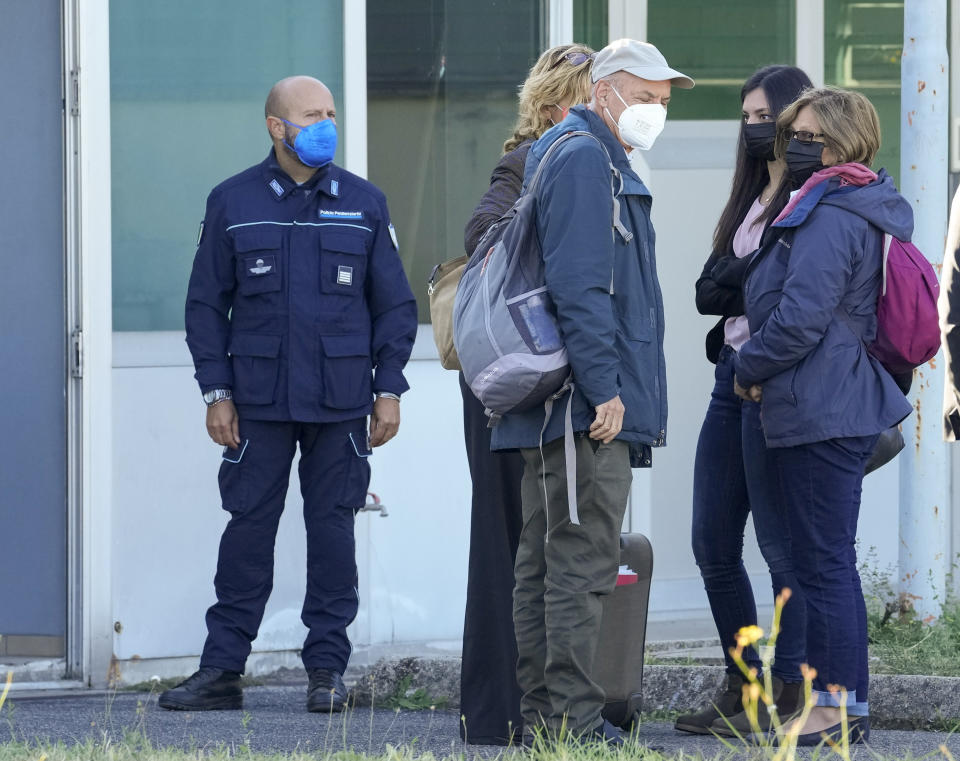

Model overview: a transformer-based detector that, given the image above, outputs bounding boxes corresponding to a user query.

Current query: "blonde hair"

[503,43,595,153]
[775,86,882,166]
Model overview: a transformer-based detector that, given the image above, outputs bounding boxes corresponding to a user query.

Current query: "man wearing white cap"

[490,39,693,745]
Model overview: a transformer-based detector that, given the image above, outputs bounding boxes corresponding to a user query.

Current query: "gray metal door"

[0,0,67,658]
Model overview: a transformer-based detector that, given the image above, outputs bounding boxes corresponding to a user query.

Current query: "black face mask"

[785,138,825,188]
[743,122,777,161]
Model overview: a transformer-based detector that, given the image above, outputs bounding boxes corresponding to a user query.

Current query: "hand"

[589,395,625,444]
[206,399,240,448]
[369,396,400,447]
[734,378,763,402]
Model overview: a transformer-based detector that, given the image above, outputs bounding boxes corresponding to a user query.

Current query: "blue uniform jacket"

[734,169,913,447]
[185,150,418,423]
[491,106,667,462]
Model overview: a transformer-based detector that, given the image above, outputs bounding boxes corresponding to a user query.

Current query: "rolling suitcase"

[596,533,654,730]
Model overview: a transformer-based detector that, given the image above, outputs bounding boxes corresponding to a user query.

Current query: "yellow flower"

[735,625,765,647]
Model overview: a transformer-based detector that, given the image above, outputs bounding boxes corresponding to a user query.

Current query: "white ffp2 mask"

[607,86,667,151]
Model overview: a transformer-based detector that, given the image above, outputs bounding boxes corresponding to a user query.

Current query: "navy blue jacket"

[491,106,667,461]
[734,169,913,447]
[185,150,418,423]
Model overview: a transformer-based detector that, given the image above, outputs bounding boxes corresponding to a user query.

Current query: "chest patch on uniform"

[247,256,275,275]
[319,209,363,220]
[269,179,284,197]
[337,265,354,286]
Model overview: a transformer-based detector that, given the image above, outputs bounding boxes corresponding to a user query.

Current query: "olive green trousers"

[513,435,632,735]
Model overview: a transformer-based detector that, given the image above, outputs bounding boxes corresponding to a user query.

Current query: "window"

[647,0,795,120]
[574,0,609,53]
[366,0,545,323]
[825,1,903,182]
[110,1,344,331]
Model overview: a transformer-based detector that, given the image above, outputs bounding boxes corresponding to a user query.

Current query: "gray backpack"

[453,131,632,525]
[453,130,631,422]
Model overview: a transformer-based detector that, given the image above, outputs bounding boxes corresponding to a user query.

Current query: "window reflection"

[110,0,344,331]
[825,1,903,182]
[647,0,795,120]
[367,0,545,323]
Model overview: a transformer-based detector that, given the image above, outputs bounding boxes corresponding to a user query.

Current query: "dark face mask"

[785,138,825,188]
[743,122,777,161]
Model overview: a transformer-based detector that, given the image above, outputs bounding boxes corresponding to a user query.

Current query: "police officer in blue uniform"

[160,76,417,713]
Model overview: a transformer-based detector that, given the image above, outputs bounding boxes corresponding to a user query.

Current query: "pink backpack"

[869,234,940,374]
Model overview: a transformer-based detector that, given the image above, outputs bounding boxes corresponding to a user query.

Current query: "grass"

[860,548,960,676]
[379,676,448,711]
[0,735,955,761]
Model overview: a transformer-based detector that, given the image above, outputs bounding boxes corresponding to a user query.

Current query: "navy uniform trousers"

[200,416,371,674]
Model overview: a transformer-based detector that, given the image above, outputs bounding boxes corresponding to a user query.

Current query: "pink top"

[724,196,767,351]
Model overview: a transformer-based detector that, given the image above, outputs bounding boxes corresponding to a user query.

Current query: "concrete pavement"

[1,684,958,759]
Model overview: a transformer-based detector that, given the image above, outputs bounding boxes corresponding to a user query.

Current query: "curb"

[345,657,960,729]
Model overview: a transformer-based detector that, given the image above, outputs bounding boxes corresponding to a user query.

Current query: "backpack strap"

[538,377,579,542]
[881,233,893,296]
[527,131,633,244]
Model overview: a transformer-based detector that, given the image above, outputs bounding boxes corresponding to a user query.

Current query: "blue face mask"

[282,118,337,168]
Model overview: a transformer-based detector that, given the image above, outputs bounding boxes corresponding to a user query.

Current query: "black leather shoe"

[306,668,349,712]
[158,667,243,711]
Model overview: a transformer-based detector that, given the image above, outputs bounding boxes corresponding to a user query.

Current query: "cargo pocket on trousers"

[218,456,246,515]
[321,335,372,409]
[339,430,372,511]
[229,332,282,405]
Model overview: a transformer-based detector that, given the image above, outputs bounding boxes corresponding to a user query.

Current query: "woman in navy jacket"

[458,43,594,746]
[678,65,811,738]
[734,87,912,745]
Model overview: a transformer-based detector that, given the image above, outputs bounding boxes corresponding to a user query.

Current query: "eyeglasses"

[789,130,826,145]
[550,51,594,70]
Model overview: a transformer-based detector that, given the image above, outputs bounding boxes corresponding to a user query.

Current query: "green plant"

[380,676,447,711]
[860,548,960,678]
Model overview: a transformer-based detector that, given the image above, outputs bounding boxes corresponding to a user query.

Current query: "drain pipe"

[898,0,950,622]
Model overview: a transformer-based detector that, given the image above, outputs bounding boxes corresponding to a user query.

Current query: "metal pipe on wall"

[899,0,951,622]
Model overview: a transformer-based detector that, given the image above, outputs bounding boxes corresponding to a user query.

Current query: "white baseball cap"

[591,39,695,89]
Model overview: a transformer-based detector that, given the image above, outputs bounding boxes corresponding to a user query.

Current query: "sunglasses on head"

[550,51,594,70]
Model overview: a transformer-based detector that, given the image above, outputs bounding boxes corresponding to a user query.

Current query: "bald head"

[264,75,338,173]
[265,76,335,121]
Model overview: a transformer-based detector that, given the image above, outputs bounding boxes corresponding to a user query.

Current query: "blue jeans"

[692,346,805,681]
[771,433,879,715]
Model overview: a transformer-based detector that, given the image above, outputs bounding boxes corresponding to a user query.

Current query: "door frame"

[67,0,114,686]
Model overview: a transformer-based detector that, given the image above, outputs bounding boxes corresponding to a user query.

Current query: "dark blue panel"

[0,0,66,636]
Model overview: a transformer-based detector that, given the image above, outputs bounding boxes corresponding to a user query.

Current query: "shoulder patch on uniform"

[388,223,399,251]
[318,209,364,220]
[196,221,205,246]
[269,179,284,197]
